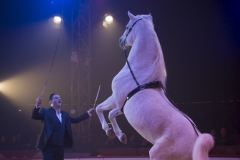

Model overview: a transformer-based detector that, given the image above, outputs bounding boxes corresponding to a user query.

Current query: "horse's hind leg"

[96,95,115,137]
[149,139,176,160]
[149,139,190,160]
[108,108,127,144]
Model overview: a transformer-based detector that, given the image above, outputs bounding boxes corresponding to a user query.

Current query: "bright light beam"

[105,15,113,24]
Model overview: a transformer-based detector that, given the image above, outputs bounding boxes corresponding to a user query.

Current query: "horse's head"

[119,11,153,49]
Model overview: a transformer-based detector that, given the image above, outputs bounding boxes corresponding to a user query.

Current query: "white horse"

[96,11,214,160]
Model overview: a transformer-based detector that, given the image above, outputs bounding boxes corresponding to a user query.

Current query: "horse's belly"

[124,89,197,147]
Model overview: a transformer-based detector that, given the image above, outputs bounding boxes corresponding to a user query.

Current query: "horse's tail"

[192,133,214,160]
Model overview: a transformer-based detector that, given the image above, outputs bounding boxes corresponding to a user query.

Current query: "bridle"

[121,18,142,50]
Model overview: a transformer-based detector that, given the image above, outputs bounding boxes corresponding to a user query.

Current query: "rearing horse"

[96,11,214,160]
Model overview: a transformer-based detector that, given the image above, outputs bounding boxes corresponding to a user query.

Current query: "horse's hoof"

[119,133,127,144]
[106,128,115,137]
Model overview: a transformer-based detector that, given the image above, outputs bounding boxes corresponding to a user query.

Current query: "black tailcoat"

[31,107,90,149]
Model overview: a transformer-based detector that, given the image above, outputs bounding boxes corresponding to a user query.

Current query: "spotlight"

[53,16,62,24]
[105,15,113,24]
[103,14,114,28]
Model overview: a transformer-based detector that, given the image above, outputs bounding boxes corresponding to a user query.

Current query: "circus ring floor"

[0,157,239,160]
[0,146,240,159]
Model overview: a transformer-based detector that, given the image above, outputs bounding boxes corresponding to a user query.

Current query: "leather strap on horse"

[124,48,139,86]
[121,81,200,137]
[121,81,163,113]
[122,18,143,86]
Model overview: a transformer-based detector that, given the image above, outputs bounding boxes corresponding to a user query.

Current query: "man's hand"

[35,96,42,107]
[88,108,95,116]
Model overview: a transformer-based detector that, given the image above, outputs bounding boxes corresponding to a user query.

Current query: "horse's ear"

[128,11,135,20]
[149,13,152,20]
[149,14,153,20]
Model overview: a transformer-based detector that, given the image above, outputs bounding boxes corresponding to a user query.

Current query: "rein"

[124,48,140,86]
[122,18,143,86]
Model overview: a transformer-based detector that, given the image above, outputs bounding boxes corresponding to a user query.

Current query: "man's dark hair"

[49,93,59,101]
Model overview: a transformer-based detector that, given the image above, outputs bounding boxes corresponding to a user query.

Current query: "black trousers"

[42,144,64,160]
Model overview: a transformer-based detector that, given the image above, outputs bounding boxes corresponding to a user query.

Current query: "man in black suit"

[31,93,95,160]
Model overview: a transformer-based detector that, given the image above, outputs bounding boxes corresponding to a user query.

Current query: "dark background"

[0,0,239,151]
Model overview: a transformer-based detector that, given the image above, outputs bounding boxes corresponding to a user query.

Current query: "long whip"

[40,14,63,96]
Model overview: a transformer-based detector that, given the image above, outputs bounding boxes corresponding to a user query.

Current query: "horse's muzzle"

[119,37,126,49]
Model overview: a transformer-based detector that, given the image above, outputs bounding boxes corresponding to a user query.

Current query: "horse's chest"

[112,70,132,88]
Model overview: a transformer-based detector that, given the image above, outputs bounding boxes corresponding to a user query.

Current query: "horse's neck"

[126,26,166,87]
[128,29,158,61]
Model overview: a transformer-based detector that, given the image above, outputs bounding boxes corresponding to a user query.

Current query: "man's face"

[50,94,62,108]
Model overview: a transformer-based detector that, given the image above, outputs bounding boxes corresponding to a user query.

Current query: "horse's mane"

[149,45,167,89]
[137,16,167,89]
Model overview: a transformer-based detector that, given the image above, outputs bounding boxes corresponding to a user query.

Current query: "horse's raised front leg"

[108,108,127,144]
[96,95,115,137]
